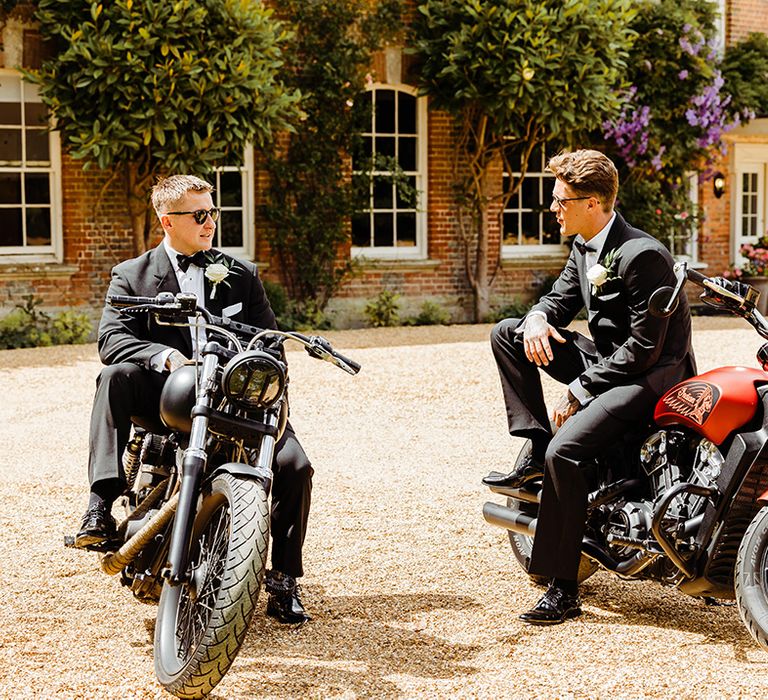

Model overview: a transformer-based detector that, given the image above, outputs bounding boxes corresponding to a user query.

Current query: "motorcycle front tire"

[154,473,270,699]
[735,505,768,649]
[506,440,598,586]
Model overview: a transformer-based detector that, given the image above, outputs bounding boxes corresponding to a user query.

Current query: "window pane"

[26,130,49,162]
[396,176,417,209]
[219,210,243,248]
[26,207,51,245]
[503,213,519,245]
[0,102,20,125]
[0,208,22,245]
[219,171,242,207]
[396,212,416,246]
[25,173,50,203]
[399,137,416,171]
[521,177,540,209]
[24,102,47,126]
[376,136,395,159]
[0,128,21,162]
[0,173,21,203]
[373,177,392,209]
[521,212,539,244]
[352,136,373,170]
[373,212,393,246]
[398,93,416,134]
[375,90,396,133]
[542,212,560,244]
[351,213,371,246]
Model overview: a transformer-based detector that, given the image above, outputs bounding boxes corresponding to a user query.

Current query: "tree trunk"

[125,162,149,256]
[472,202,490,322]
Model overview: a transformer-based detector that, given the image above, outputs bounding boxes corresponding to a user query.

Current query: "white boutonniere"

[587,247,620,295]
[204,253,239,300]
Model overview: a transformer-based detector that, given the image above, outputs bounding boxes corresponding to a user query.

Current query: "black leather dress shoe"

[482,455,544,488]
[519,585,582,625]
[265,570,311,624]
[74,503,117,549]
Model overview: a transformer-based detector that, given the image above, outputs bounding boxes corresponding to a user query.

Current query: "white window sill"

[354,256,441,272]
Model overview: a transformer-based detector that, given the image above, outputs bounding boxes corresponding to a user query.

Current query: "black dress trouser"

[88,362,313,578]
[490,318,663,581]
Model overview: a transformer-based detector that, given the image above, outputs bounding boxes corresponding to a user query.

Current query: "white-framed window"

[0,70,62,262]
[209,148,254,260]
[351,84,428,259]
[501,145,563,256]
[733,143,768,263]
[671,171,701,264]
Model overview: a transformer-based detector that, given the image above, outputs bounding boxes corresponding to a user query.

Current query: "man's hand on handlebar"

[703,276,752,304]
[165,350,188,372]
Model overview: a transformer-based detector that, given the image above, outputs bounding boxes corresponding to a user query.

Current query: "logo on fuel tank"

[661,381,719,425]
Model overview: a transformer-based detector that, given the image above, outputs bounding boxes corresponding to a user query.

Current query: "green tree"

[722,32,768,119]
[601,1,739,248]
[411,0,637,321]
[262,0,401,319]
[26,0,299,255]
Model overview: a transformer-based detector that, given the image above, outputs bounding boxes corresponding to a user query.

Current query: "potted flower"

[726,236,768,313]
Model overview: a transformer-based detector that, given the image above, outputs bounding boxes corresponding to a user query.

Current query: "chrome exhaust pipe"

[485,484,541,503]
[100,492,179,575]
[483,501,537,536]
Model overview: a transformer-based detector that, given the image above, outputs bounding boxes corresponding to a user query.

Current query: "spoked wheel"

[506,440,598,585]
[154,473,269,699]
[736,506,768,650]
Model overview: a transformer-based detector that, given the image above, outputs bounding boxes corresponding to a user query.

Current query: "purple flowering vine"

[602,87,652,169]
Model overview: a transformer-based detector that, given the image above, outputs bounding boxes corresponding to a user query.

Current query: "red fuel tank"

[654,366,768,445]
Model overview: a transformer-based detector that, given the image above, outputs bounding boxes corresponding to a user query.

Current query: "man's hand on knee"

[523,315,566,367]
[552,389,580,427]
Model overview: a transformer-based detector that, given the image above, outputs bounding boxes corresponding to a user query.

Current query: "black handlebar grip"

[333,351,361,374]
[686,268,709,285]
[107,294,159,308]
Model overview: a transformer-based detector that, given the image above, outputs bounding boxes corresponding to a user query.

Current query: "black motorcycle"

[483,264,768,649]
[69,291,360,698]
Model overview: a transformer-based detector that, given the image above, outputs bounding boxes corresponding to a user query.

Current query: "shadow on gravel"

[577,577,761,660]
[231,593,480,697]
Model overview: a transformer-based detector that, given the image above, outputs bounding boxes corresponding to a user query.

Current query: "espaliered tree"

[27,0,299,255]
[262,0,401,323]
[411,0,637,321]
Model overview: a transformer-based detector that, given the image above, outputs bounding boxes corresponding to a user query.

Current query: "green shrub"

[262,279,288,319]
[364,289,400,327]
[405,300,451,326]
[0,295,92,349]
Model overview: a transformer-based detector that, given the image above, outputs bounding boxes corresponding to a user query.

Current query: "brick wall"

[728,0,768,43]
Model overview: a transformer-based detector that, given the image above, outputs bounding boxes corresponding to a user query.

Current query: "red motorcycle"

[483,263,768,648]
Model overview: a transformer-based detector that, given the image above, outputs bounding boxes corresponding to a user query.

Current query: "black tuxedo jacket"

[529,212,696,398]
[98,244,276,367]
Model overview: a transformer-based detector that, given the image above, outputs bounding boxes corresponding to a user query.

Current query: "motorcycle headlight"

[221,350,286,410]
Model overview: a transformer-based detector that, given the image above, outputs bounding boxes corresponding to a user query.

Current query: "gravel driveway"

[1,317,768,699]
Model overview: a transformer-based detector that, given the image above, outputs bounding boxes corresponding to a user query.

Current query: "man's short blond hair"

[151,175,214,215]
[547,150,618,213]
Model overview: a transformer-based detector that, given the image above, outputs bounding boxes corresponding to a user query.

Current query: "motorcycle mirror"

[649,287,678,318]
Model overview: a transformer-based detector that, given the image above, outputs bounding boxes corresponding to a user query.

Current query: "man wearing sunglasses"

[483,150,696,625]
[75,174,314,624]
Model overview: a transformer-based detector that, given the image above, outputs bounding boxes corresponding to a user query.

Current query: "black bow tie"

[176,251,207,272]
[573,239,594,255]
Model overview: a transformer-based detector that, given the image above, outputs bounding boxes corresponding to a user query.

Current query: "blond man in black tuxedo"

[76,175,311,623]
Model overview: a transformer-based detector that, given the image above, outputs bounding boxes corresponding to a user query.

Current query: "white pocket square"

[222,302,242,317]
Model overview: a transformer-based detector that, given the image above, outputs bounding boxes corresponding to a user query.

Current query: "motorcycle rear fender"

[207,462,272,492]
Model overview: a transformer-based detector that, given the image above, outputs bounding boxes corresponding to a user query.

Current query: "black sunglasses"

[166,207,221,224]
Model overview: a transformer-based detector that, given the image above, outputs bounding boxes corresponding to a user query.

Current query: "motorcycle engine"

[603,430,724,560]
[640,429,724,521]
